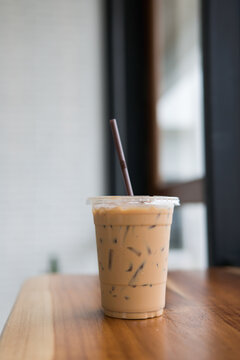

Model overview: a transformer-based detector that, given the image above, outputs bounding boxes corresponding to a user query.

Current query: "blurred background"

[0,0,240,331]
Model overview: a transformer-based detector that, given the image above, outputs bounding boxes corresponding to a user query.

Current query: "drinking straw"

[110,119,134,196]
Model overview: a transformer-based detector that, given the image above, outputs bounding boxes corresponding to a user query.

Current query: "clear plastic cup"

[88,196,180,319]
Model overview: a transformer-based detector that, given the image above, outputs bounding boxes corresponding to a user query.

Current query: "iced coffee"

[89,196,179,319]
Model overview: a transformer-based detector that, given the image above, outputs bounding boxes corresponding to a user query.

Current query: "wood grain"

[0,269,240,360]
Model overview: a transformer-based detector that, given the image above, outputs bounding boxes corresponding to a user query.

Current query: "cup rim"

[87,196,180,206]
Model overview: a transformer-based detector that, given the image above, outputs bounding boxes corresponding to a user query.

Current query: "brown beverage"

[89,196,179,319]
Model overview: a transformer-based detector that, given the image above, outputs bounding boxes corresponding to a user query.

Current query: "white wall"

[0,0,105,331]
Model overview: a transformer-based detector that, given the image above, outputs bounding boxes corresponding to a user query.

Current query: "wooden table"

[0,268,239,360]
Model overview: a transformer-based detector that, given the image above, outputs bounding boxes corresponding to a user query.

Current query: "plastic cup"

[88,196,180,319]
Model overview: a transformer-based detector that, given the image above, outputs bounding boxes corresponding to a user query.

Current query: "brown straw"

[110,119,134,196]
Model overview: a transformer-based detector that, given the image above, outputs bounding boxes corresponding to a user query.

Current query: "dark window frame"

[105,0,153,196]
[105,0,240,266]
[202,0,240,266]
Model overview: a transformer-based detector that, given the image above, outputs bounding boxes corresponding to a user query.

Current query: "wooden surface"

[0,268,240,360]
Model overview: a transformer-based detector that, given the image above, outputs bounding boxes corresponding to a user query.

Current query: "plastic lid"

[87,196,180,208]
